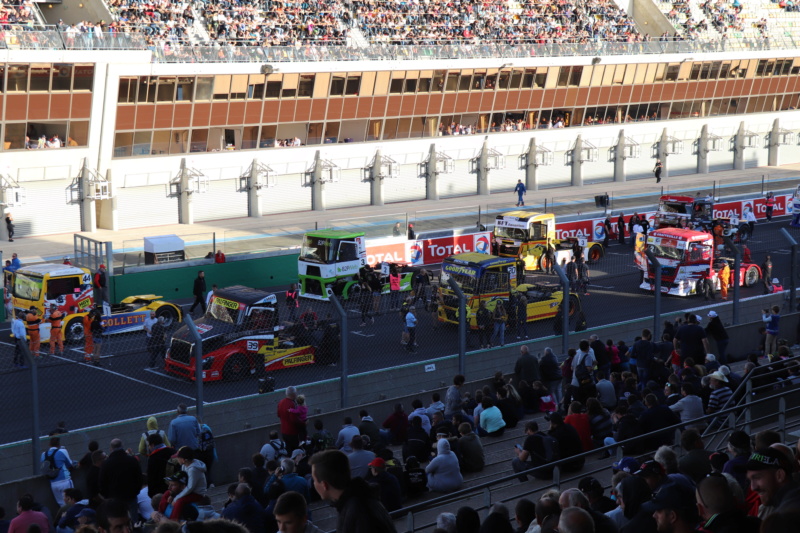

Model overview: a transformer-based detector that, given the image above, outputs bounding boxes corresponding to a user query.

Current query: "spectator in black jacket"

[456,423,484,473]
[221,484,269,533]
[495,387,519,429]
[514,346,541,384]
[99,439,142,518]
[589,335,610,379]
[402,416,431,464]
[705,310,729,364]
[637,394,680,450]
[366,458,402,512]
[604,405,642,456]
[145,433,176,497]
[547,413,584,472]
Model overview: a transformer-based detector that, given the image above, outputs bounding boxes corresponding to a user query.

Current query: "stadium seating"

[0,0,36,26]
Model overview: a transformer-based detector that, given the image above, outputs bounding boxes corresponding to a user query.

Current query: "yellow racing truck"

[493,211,604,272]
[437,253,580,329]
[11,263,181,343]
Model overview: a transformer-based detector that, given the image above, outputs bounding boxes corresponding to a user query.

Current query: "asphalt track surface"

[2,218,798,445]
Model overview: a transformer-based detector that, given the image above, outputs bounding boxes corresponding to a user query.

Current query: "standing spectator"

[491,301,507,347]
[167,403,201,451]
[405,307,418,353]
[392,223,402,237]
[653,159,662,183]
[673,314,709,365]
[11,312,26,367]
[93,264,110,316]
[5,212,14,242]
[87,309,105,366]
[743,205,756,236]
[7,496,49,533]
[617,214,626,245]
[197,419,217,487]
[289,396,309,443]
[388,266,401,311]
[147,316,167,368]
[514,179,526,207]
[4,252,21,273]
[539,347,563,407]
[277,386,301,452]
[426,438,463,493]
[603,215,613,248]
[515,346,541,385]
[547,413,585,472]
[761,256,773,294]
[145,433,175,498]
[412,269,429,306]
[188,271,207,315]
[456,423,484,473]
[273,491,325,533]
[719,261,731,301]
[407,223,416,240]
[41,437,75,505]
[366,458,402,512]
[476,301,492,349]
[309,450,396,532]
[631,329,655,388]
[444,374,466,419]
[137,417,170,455]
[98,439,141,519]
[763,305,781,357]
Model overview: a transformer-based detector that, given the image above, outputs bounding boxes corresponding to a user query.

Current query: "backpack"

[311,431,334,453]
[270,441,289,459]
[573,352,592,384]
[199,426,215,452]
[41,449,60,479]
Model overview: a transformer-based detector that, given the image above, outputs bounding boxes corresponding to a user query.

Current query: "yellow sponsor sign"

[78,298,92,309]
[214,297,240,310]
[284,353,313,366]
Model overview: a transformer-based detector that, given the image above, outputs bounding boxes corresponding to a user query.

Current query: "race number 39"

[247,340,259,352]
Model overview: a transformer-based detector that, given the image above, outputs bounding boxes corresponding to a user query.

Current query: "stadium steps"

[347,27,371,49]
[188,5,212,45]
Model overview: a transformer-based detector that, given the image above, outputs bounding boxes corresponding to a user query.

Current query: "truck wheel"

[156,306,178,328]
[64,318,85,344]
[345,284,362,301]
[568,294,580,317]
[587,244,604,264]
[223,354,250,381]
[744,266,759,287]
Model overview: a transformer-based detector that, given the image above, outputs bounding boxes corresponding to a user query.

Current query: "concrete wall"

[1,289,792,508]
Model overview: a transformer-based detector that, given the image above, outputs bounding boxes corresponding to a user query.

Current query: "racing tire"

[744,265,759,287]
[64,317,85,344]
[345,283,363,303]
[223,354,251,381]
[567,294,580,317]
[156,306,178,328]
[587,244,604,264]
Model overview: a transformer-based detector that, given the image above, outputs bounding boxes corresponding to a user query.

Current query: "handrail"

[390,382,800,521]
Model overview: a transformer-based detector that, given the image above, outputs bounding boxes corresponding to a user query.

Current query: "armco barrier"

[0,292,790,492]
[110,251,299,302]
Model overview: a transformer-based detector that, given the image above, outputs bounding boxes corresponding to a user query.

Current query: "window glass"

[151,130,170,155]
[446,72,459,91]
[367,120,382,141]
[118,77,138,103]
[699,63,711,80]
[590,65,605,86]
[498,70,511,89]
[195,77,213,100]
[68,121,89,146]
[0,65,5,93]
[405,78,418,93]
[132,131,152,156]
[654,64,667,82]
[389,78,404,94]
[602,65,616,85]
[569,66,582,86]
[709,62,722,79]
[259,125,277,147]
[459,71,473,91]
[73,64,94,91]
[298,75,315,97]
[171,130,189,153]
[418,76,432,92]
[689,63,702,81]
[534,69,547,88]
[522,69,535,89]
[3,123,26,149]
[52,64,72,91]
[281,74,298,98]
[510,69,523,89]
[137,77,156,103]
[557,66,571,87]
[213,75,231,100]
[7,65,29,92]
[190,129,208,152]
[612,65,625,85]
[665,64,679,82]
[644,63,658,83]
[113,132,133,157]
[634,64,648,84]
[177,77,194,101]
[46,277,80,300]
[157,77,176,102]
[345,75,360,95]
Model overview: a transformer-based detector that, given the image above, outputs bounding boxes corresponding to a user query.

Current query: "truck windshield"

[647,243,684,261]
[494,226,527,240]
[207,297,242,324]
[442,272,478,295]
[301,236,335,264]
[13,273,43,301]
[659,202,691,215]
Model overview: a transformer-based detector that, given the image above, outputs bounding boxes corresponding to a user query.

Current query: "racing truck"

[653,194,751,242]
[297,229,416,301]
[493,211,604,272]
[438,253,580,329]
[10,263,181,343]
[639,228,761,297]
[164,285,315,382]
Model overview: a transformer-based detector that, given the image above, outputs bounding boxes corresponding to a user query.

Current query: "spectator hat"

[745,448,792,472]
[709,452,729,471]
[368,457,386,468]
[636,460,665,478]
[772,278,780,285]
[642,482,696,512]
[578,477,603,494]
[165,470,189,485]
[708,310,718,318]
[709,371,728,382]
[612,457,640,473]
[99,264,106,269]
[705,354,716,362]
[728,430,750,450]
[695,315,703,323]
[291,449,305,460]
[75,508,96,520]
[719,365,731,376]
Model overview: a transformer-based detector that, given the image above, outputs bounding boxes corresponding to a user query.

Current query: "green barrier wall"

[110,254,300,301]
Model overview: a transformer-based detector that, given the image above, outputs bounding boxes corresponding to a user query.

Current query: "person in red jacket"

[277,386,301,451]
[564,401,593,452]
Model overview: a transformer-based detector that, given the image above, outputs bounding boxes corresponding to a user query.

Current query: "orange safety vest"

[26,312,40,331]
[49,311,64,329]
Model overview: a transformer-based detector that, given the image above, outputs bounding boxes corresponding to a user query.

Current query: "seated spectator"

[408,399,432,434]
[250,454,269,493]
[429,411,456,442]
[335,417,360,453]
[586,398,613,449]
[559,488,619,533]
[444,374,467,419]
[579,477,616,514]
[564,401,593,452]
[479,397,506,437]
[237,468,265,506]
[152,471,199,524]
[745,447,800,514]
[596,371,617,410]
[402,416,431,464]
[604,404,642,456]
[366,458,402,512]
[426,438,463,493]
[380,403,409,446]
[706,371,733,416]
[678,429,711,483]
[346,435,375,479]
[638,394,680,450]
[265,458,309,502]
[669,383,706,431]
[309,420,334,455]
[426,392,445,419]
[616,475,657,531]
[495,386,520,429]
[358,410,382,450]
[403,457,428,499]
[547,413,585,472]
[696,473,760,533]
[272,491,325,533]
[56,487,89,532]
[456,423,484,474]
[723,430,752,491]
[220,484,269,533]
[146,433,176,498]
[512,421,559,481]
[170,447,207,521]
[260,430,289,462]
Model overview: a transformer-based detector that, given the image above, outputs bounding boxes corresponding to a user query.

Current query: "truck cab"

[437,252,580,329]
[654,195,713,230]
[639,228,760,296]
[298,230,367,300]
[493,211,603,271]
[165,285,315,382]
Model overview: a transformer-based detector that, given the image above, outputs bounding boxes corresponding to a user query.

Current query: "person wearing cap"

[636,460,668,492]
[642,481,700,533]
[169,446,207,521]
[696,473,761,533]
[152,470,189,523]
[578,476,616,513]
[407,223,415,240]
[722,430,752,491]
[57,487,89,531]
[366,457,402,512]
[706,371,733,416]
[47,303,65,356]
[75,507,96,527]
[272,490,325,533]
[220,483,269,533]
[704,353,720,373]
[612,457,640,475]
[705,310,729,365]
[25,305,41,356]
[746,448,800,518]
